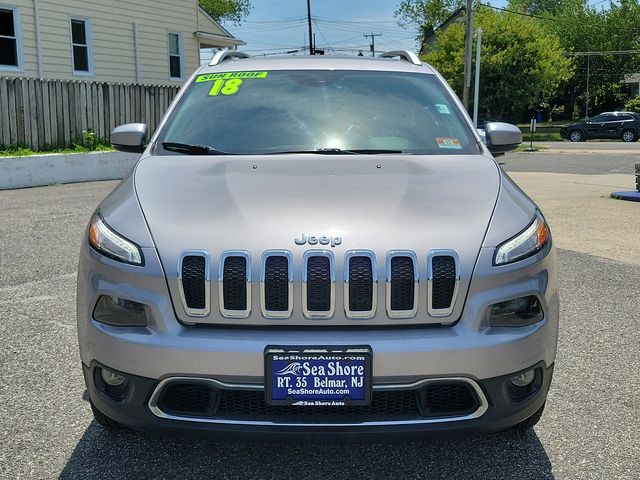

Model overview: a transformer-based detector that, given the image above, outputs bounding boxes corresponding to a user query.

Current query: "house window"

[168,33,182,79]
[70,18,92,74]
[0,6,21,69]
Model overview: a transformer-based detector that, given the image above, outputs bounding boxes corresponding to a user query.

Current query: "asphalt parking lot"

[0,145,638,479]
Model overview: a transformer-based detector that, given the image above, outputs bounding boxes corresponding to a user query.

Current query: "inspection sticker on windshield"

[436,137,462,149]
[195,71,268,96]
[435,103,451,114]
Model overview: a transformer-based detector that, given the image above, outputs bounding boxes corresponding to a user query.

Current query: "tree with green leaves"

[421,7,574,121]
[507,0,564,15]
[395,0,464,37]
[199,0,252,25]
[547,0,640,116]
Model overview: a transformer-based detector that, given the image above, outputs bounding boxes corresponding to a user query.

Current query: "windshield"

[156,69,480,155]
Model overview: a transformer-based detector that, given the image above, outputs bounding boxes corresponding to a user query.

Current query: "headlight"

[88,212,144,265]
[494,212,549,265]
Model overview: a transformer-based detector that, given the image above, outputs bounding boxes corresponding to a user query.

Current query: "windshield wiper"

[161,142,234,155]
[267,148,406,155]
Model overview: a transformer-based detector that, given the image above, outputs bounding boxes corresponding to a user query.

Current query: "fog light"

[95,366,130,400]
[101,368,126,386]
[93,295,148,327]
[510,369,536,387]
[507,367,542,401]
[489,296,543,327]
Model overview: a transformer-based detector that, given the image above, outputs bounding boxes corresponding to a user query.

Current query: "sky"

[213,0,509,58]
[211,0,611,58]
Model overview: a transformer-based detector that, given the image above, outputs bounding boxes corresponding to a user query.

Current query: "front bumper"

[84,361,554,439]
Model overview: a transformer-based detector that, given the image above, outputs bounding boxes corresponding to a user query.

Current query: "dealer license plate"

[265,347,372,406]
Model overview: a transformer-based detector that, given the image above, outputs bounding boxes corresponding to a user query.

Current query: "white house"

[0,0,244,85]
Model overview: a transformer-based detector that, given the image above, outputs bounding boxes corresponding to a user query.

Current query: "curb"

[0,151,139,190]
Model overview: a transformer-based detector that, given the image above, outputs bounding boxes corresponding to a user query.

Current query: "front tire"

[513,402,545,431]
[569,130,584,142]
[90,400,121,431]
[621,129,637,142]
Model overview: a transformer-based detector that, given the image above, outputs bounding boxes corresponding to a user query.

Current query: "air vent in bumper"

[178,251,210,317]
[149,377,485,425]
[428,251,460,317]
[219,251,251,318]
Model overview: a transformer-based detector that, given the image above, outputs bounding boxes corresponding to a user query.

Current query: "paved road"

[0,158,638,479]
[501,143,639,175]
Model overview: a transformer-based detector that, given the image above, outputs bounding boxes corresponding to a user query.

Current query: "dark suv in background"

[560,111,640,142]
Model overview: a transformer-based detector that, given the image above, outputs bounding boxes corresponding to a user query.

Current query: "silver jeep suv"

[77,50,558,439]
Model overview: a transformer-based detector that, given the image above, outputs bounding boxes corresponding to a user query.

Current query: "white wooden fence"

[0,77,180,150]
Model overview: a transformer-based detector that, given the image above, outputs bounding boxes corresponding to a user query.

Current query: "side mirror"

[111,123,148,153]
[483,122,522,155]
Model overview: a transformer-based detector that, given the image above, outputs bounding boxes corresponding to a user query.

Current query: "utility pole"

[364,33,382,57]
[472,28,482,128]
[585,55,590,119]
[306,0,314,55]
[462,0,474,111]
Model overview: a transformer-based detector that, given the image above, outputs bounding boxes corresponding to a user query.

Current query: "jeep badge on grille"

[294,233,342,248]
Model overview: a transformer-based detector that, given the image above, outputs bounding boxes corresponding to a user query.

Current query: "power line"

[478,3,560,21]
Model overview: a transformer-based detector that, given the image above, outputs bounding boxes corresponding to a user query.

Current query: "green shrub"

[624,96,640,113]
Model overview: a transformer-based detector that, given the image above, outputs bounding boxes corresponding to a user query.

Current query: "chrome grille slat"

[344,250,377,319]
[219,251,251,318]
[260,250,293,318]
[302,250,335,319]
[427,250,460,317]
[385,251,419,319]
[177,250,210,317]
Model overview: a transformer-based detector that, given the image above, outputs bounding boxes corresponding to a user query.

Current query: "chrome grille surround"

[148,376,489,427]
[427,249,460,317]
[219,250,252,318]
[385,250,419,319]
[302,250,335,319]
[343,250,377,319]
[260,249,293,319]
[177,250,211,317]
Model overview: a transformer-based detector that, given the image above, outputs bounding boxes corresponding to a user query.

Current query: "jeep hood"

[134,154,500,324]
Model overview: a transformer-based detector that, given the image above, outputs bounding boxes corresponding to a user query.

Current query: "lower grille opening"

[157,382,218,417]
[154,380,481,423]
[417,382,478,417]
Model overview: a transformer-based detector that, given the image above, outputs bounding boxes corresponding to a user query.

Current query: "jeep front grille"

[177,249,460,323]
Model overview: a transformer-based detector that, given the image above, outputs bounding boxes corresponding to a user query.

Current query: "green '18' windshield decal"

[195,71,269,96]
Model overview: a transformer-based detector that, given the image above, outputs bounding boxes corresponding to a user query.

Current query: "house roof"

[196,6,245,48]
[420,6,466,55]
